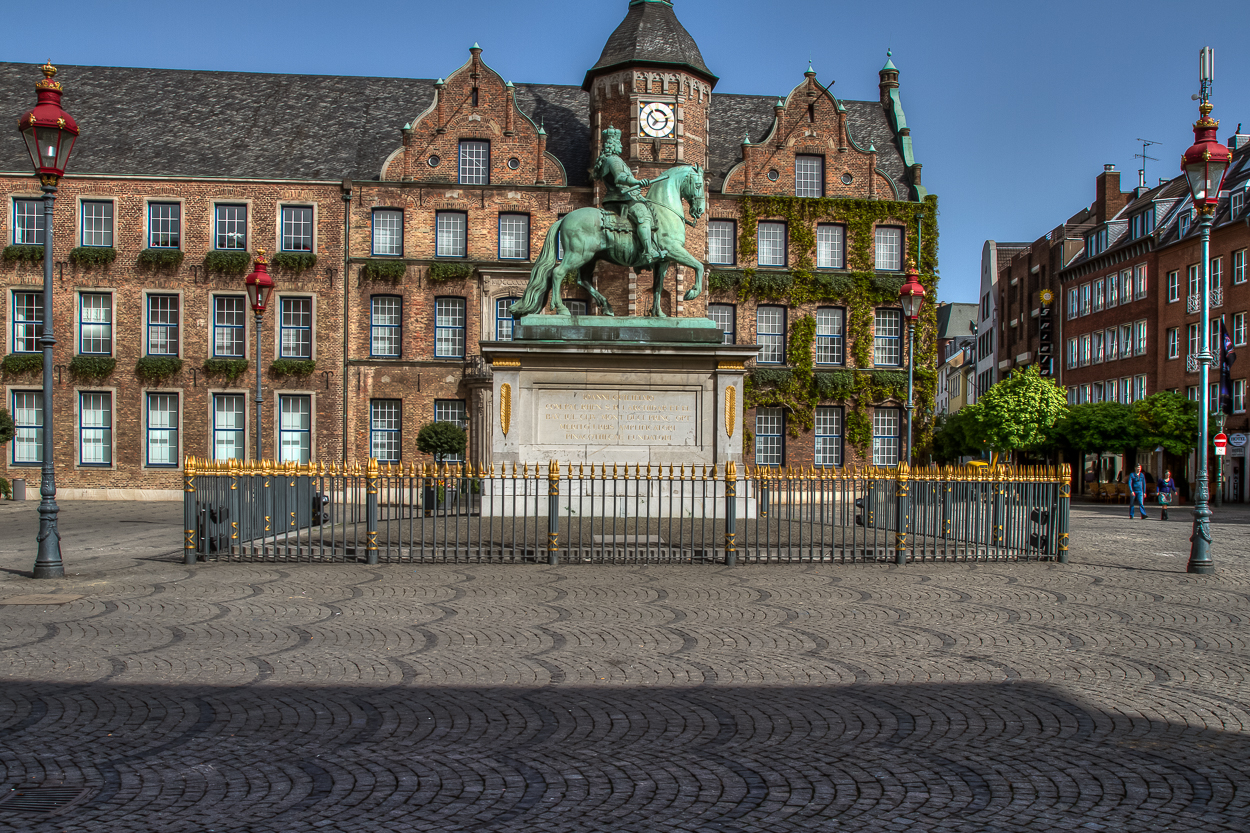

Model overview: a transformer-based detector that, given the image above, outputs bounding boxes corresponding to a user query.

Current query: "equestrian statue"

[509,126,706,318]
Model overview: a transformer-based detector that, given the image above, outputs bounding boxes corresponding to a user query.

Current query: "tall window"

[80,200,113,247]
[1107,273,1119,307]
[281,206,314,252]
[757,222,786,267]
[1167,327,1180,359]
[79,293,112,355]
[1235,379,1247,413]
[1092,331,1104,364]
[459,140,490,185]
[13,198,43,244]
[147,294,179,356]
[435,400,466,463]
[1134,265,1147,300]
[10,391,41,465]
[370,399,402,462]
[708,303,735,344]
[1167,270,1180,302]
[1136,375,1148,403]
[1211,257,1223,289]
[496,297,516,341]
[1080,283,1091,316]
[1119,324,1132,359]
[1105,327,1118,361]
[1233,191,1245,218]
[1106,378,1118,403]
[212,393,245,462]
[213,296,246,358]
[872,409,900,466]
[1234,312,1246,347]
[873,309,902,366]
[1079,333,1091,366]
[11,290,41,353]
[370,295,402,357]
[756,306,785,363]
[795,155,823,197]
[279,297,313,359]
[214,204,247,250]
[435,297,466,358]
[1135,320,1147,355]
[815,307,844,365]
[278,395,312,464]
[372,208,403,256]
[146,393,179,467]
[1234,250,1247,285]
[1188,323,1200,358]
[755,408,783,467]
[814,406,842,468]
[79,392,112,466]
[707,220,735,265]
[436,211,467,257]
[874,227,902,271]
[148,202,181,249]
[498,213,530,260]
[1188,265,1200,298]
[1067,338,1078,369]
[1120,269,1132,303]
[1067,288,1079,320]
[816,224,844,269]
[1093,279,1104,312]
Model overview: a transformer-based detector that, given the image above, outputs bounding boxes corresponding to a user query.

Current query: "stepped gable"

[584,0,716,89]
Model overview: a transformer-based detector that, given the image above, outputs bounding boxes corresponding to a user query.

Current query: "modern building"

[1,0,936,499]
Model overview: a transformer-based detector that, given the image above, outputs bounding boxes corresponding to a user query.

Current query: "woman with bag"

[1158,469,1178,520]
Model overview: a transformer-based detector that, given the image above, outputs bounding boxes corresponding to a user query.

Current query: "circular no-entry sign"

[1214,433,1228,455]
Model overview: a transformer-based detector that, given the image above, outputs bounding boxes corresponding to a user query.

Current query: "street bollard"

[725,461,737,566]
[366,457,379,565]
[184,456,198,565]
[548,460,560,565]
[1057,463,1071,564]
[894,461,910,566]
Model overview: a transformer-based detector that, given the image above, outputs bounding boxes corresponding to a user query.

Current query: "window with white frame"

[1167,327,1180,359]
[874,309,902,366]
[1107,273,1119,307]
[564,299,588,316]
[280,297,313,359]
[1188,323,1200,358]
[1067,338,1078,369]
[498,213,529,260]
[1068,287,1079,320]
[278,394,312,464]
[370,399,401,462]
[1091,381,1103,403]
[757,222,786,267]
[1210,382,1220,413]
[1086,227,1108,256]
[874,226,902,271]
[706,220,735,265]
[1234,312,1246,347]
[1121,377,1132,404]
[1234,249,1247,285]
[1105,327,1118,361]
[434,399,466,463]
[213,393,245,461]
[1120,269,1132,303]
[1134,264,1147,299]
[756,306,785,363]
[1180,212,1191,237]
[146,294,179,356]
[708,303,735,344]
[10,391,41,465]
[12,198,43,245]
[1106,378,1119,403]
[1067,388,1076,405]
[435,211,467,258]
[1119,324,1132,359]
[1187,386,1198,402]
[79,292,112,355]
[1167,270,1180,302]
[496,297,516,341]
[1080,283,1091,316]
[1188,264,1200,297]
[372,208,403,256]
[458,140,490,185]
[11,290,41,353]
[814,406,842,467]
[1136,375,1147,402]
[435,297,465,358]
[755,407,783,467]
[872,408,900,466]
[1235,379,1246,413]
[146,393,178,467]
[148,202,180,249]
[1233,190,1245,218]
[213,296,246,358]
[80,200,113,247]
[795,155,823,198]
[370,295,401,357]
[1079,333,1091,366]
[815,307,844,365]
[1211,257,1223,289]
[281,206,314,252]
[815,223,844,269]
[214,204,247,250]
[1135,320,1148,355]
[79,391,112,466]
[1092,330,1103,363]
[1093,278,1104,312]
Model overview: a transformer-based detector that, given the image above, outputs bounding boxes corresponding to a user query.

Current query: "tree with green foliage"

[416,421,466,464]
[931,405,986,464]
[1132,392,1201,455]
[0,407,12,447]
[974,365,1068,457]
[1054,402,1140,458]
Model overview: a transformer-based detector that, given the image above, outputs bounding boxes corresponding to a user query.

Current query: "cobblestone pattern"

[0,500,1248,832]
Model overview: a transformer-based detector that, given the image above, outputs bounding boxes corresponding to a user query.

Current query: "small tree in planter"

[416,421,467,511]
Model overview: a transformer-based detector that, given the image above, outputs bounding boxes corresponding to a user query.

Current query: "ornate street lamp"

[244,252,276,461]
[18,62,79,580]
[1181,47,1232,575]
[899,265,926,463]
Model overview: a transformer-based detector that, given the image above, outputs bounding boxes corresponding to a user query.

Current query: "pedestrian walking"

[1128,465,1148,519]
[1157,470,1177,520]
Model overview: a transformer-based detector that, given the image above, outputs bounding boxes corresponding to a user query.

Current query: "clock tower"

[583,0,717,180]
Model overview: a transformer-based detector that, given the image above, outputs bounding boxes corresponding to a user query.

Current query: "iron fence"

[183,458,1071,566]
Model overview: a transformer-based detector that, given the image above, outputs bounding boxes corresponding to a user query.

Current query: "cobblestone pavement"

[0,499,1248,832]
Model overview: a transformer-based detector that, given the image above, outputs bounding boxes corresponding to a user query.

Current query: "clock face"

[639,102,675,138]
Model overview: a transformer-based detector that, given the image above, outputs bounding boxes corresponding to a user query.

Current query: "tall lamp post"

[18,63,79,580]
[244,252,276,461]
[899,266,926,463]
[1182,47,1231,575]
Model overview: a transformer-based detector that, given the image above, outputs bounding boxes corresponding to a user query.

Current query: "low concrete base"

[8,488,183,502]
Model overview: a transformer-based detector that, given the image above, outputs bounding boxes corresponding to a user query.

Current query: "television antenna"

[1135,138,1160,188]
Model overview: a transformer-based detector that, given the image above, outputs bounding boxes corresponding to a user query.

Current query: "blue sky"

[5,0,1249,304]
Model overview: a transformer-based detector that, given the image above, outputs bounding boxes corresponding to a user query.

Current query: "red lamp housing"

[244,252,276,314]
[898,267,926,321]
[1181,102,1232,211]
[17,62,79,181]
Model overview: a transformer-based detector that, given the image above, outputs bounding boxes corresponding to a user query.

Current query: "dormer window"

[1180,210,1192,237]
[1130,208,1155,239]
[459,140,489,185]
[1086,227,1108,256]
[1233,189,1245,218]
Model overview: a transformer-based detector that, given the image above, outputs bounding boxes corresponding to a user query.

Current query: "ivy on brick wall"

[68,355,116,380]
[69,247,117,267]
[2,245,43,264]
[137,249,185,269]
[1,354,43,376]
[361,260,407,282]
[271,252,317,272]
[427,262,473,283]
[135,356,183,383]
[269,358,316,377]
[203,358,249,383]
[204,251,251,275]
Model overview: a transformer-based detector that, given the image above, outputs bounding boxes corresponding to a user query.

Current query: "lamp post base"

[1188,479,1215,574]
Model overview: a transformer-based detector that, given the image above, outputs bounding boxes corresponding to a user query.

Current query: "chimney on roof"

[1095,164,1131,224]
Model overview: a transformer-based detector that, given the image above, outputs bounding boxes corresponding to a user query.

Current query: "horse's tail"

[509,217,563,317]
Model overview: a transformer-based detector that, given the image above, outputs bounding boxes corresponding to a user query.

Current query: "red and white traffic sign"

[1214,432,1228,455]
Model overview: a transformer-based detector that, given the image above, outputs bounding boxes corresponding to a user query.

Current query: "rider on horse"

[593,126,666,265]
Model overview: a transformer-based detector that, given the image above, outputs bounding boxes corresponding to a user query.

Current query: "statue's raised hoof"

[683,289,700,301]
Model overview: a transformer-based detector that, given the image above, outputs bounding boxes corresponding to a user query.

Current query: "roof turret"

[583,0,717,90]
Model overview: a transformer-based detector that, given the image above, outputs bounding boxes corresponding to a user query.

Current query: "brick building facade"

[1,0,934,498]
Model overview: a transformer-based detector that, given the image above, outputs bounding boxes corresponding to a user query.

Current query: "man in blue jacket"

[1128,464,1148,519]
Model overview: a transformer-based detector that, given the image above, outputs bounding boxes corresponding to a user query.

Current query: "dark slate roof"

[512,83,591,187]
[585,0,715,88]
[936,302,977,340]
